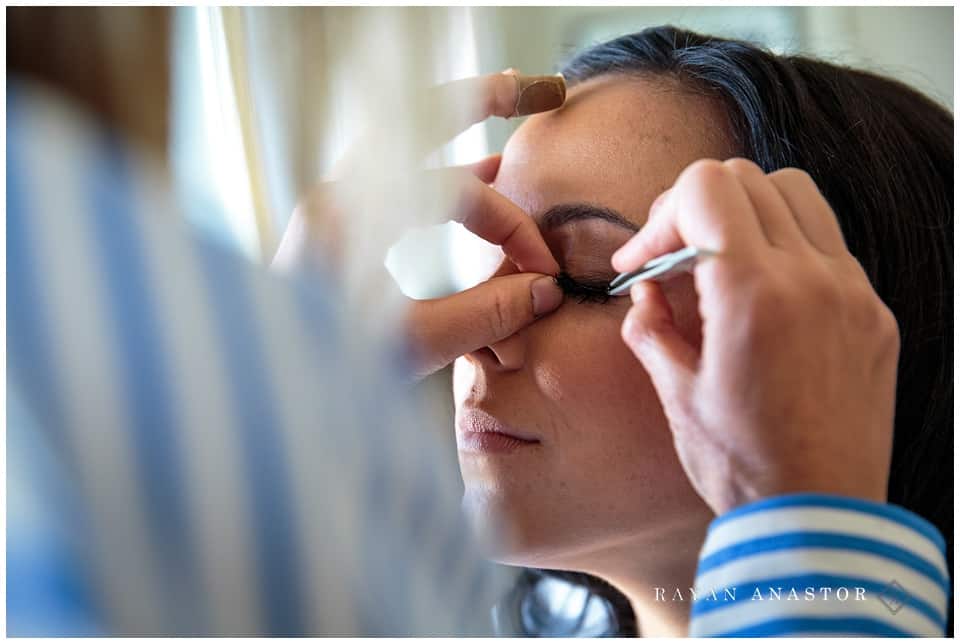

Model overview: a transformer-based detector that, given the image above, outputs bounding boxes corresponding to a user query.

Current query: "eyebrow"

[538,202,640,232]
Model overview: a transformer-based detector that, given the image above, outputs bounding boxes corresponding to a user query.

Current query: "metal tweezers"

[607,246,715,296]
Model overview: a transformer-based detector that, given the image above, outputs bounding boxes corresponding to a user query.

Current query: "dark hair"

[498,25,953,636]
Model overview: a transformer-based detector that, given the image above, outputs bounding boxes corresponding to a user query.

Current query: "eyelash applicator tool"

[607,246,715,296]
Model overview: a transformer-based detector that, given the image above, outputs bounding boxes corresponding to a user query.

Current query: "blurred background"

[169,6,954,296]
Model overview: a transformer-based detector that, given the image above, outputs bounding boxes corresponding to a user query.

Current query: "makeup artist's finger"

[413,165,556,274]
[612,159,767,273]
[274,182,343,272]
[722,158,807,249]
[464,153,502,184]
[405,272,563,378]
[646,188,673,221]
[767,168,849,256]
[420,71,566,152]
[621,281,697,405]
[453,173,559,275]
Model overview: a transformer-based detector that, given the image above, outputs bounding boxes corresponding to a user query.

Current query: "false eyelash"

[554,271,613,304]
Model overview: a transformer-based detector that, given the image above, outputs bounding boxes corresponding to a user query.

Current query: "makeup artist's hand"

[613,158,899,515]
[401,152,564,380]
[274,70,566,380]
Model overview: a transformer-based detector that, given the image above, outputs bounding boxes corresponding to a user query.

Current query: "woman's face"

[452,76,732,568]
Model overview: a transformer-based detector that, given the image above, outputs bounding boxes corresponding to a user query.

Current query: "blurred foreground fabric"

[6,80,514,636]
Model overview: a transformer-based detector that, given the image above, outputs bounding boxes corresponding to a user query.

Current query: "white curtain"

[172,6,490,280]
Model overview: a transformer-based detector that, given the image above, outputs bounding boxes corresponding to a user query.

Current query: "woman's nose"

[470,332,527,372]
[464,258,531,371]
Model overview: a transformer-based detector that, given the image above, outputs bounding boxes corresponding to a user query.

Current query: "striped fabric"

[7,80,514,636]
[689,494,950,636]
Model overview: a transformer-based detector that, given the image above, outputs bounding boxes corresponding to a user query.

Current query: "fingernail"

[514,74,566,116]
[532,276,564,316]
[612,236,640,270]
[611,246,626,269]
[649,189,672,217]
[613,225,655,271]
[630,282,648,304]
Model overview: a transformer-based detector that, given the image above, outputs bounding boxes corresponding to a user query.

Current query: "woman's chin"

[461,486,567,568]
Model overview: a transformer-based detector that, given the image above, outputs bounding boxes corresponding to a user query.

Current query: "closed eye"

[555,271,613,304]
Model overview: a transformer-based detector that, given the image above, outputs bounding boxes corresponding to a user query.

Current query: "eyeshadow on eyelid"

[557,249,619,274]
[547,230,620,253]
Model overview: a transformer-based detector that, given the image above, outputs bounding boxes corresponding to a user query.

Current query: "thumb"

[405,273,563,379]
[621,281,698,408]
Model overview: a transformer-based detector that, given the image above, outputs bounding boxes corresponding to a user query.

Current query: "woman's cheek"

[529,305,639,407]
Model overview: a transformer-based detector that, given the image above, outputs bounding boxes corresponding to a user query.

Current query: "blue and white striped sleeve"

[688,493,950,636]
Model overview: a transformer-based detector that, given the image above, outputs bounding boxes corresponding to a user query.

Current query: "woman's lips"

[456,408,540,454]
